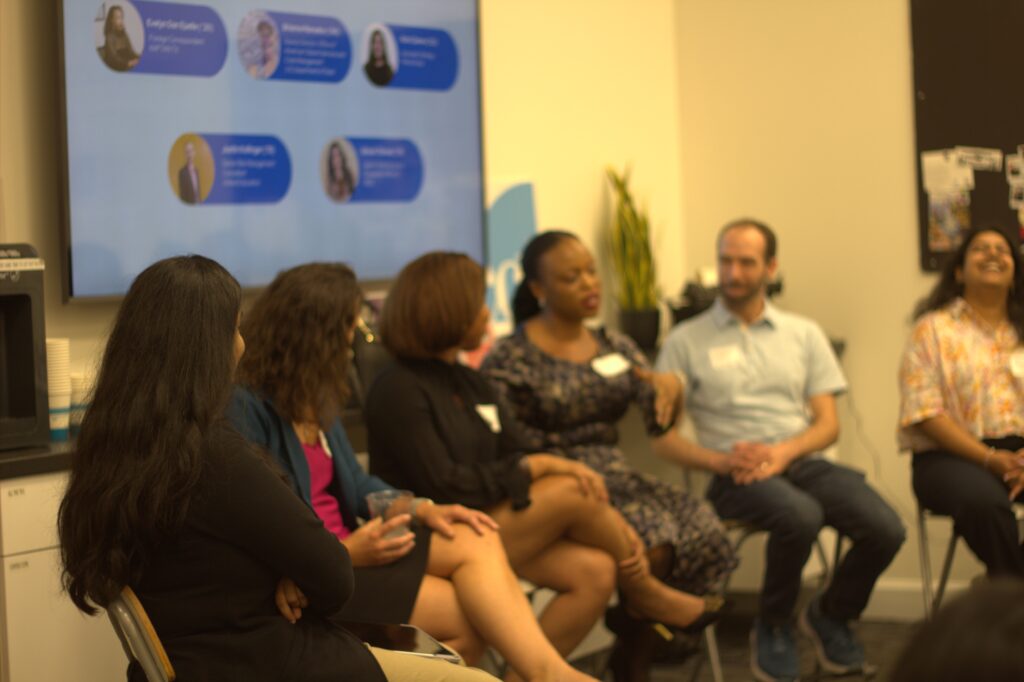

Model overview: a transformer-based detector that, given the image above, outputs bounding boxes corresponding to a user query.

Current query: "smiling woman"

[900,225,1024,577]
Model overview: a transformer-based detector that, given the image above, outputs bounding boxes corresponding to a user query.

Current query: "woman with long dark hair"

[58,255,499,682]
[900,225,1024,576]
[99,5,139,72]
[364,29,395,86]
[231,262,599,682]
[367,251,728,682]
[326,141,356,202]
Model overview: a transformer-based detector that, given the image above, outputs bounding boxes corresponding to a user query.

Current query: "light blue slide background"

[63,0,482,296]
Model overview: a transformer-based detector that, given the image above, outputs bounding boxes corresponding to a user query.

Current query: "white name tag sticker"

[1011,350,1024,377]
[591,352,631,378]
[708,344,744,370]
[474,404,502,433]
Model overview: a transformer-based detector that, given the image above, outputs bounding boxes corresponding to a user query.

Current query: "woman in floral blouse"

[900,226,1024,576]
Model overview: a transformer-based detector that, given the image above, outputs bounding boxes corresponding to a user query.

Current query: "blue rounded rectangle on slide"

[202,134,292,204]
[387,26,459,91]
[132,1,228,77]
[347,138,424,203]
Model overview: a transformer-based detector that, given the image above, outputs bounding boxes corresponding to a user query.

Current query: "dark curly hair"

[237,262,362,427]
[890,578,1024,682]
[58,255,241,614]
[913,225,1024,340]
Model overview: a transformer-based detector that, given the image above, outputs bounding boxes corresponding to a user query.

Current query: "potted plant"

[606,167,660,350]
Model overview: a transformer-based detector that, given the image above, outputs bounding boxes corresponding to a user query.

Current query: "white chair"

[106,586,175,682]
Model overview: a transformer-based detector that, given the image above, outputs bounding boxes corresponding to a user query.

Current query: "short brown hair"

[381,252,484,359]
[237,262,362,427]
[718,218,777,262]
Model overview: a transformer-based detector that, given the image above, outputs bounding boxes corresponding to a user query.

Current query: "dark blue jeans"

[708,458,904,625]
[913,435,1024,577]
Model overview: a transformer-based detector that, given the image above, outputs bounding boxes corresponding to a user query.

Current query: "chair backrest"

[106,586,176,682]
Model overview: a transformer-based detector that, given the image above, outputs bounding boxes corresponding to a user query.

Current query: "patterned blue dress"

[481,326,737,594]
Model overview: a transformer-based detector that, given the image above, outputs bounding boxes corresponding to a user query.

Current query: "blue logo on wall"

[486,183,536,333]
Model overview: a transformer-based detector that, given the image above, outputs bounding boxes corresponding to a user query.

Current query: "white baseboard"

[860,576,973,622]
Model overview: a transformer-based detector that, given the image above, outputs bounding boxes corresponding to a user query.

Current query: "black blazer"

[178,165,198,204]
[365,358,532,510]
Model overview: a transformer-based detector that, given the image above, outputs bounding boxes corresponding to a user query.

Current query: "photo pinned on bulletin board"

[1007,148,1024,210]
[920,148,977,253]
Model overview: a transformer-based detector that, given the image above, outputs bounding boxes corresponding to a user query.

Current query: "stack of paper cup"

[46,338,72,442]
[70,371,94,439]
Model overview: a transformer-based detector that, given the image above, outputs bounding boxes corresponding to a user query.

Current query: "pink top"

[302,440,349,540]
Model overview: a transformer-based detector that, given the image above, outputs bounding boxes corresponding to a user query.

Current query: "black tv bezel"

[55,0,487,301]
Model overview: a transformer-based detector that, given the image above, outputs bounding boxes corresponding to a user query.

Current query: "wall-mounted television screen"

[59,0,483,298]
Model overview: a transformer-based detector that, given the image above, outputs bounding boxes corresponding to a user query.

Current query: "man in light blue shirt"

[655,219,903,682]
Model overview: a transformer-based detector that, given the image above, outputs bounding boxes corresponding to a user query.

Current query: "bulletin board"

[911,0,1024,271]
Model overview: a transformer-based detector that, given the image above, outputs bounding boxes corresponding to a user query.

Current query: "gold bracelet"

[984,447,996,471]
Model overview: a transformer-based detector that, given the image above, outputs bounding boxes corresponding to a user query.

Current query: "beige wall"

[675,0,982,617]
[481,0,687,310]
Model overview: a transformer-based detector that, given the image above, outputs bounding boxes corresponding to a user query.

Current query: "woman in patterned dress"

[899,226,1024,576]
[480,232,737,605]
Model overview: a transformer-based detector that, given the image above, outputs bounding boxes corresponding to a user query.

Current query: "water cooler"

[0,244,48,452]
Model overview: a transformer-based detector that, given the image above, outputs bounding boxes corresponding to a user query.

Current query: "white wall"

[481,0,688,311]
[674,0,982,618]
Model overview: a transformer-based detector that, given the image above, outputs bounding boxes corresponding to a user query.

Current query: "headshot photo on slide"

[94,2,144,72]
[238,10,280,80]
[362,24,397,87]
[321,138,359,204]
[168,135,215,205]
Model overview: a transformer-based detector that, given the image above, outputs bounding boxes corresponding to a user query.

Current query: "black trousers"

[913,435,1024,577]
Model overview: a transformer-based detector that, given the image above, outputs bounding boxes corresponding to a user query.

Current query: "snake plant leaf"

[606,167,657,310]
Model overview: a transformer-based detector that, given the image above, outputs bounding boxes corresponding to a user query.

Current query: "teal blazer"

[227,386,391,530]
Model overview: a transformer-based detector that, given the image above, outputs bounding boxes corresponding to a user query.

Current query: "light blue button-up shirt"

[655,299,847,455]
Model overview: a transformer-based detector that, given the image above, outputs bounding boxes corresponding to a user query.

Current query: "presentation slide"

[61,0,483,297]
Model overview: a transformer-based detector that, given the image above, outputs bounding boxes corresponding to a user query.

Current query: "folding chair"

[917,503,1024,619]
[106,586,175,682]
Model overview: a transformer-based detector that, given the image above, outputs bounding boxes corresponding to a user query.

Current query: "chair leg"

[720,525,758,595]
[813,531,844,590]
[917,509,934,619]
[702,625,724,682]
[933,531,958,612]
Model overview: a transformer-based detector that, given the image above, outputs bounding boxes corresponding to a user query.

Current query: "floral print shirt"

[898,297,1024,452]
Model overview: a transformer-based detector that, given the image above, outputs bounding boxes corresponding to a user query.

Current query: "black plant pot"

[619,308,660,352]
